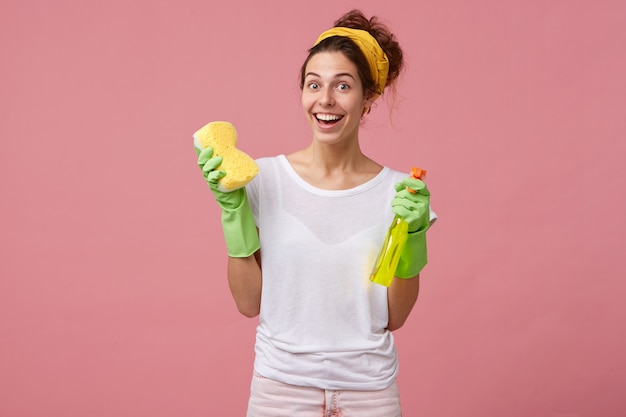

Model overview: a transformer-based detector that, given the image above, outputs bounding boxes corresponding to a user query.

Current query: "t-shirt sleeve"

[245,158,263,224]
[429,206,438,226]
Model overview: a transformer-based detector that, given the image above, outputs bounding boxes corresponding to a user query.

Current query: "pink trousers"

[246,372,402,417]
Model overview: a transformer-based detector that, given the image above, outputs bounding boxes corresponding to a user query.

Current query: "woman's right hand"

[194,145,260,258]
[195,146,244,211]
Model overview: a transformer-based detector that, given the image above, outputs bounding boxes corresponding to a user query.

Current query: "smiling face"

[301,51,372,146]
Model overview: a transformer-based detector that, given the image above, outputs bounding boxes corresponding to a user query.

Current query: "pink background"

[1,0,625,416]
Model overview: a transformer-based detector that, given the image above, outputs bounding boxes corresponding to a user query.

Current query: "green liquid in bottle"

[370,215,409,287]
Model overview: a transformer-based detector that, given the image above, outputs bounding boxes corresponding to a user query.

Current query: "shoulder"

[248,155,284,189]
[383,166,408,183]
[253,155,284,175]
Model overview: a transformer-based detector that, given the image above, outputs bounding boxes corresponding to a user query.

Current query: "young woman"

[196,9,436,417]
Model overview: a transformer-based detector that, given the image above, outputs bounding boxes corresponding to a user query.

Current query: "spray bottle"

[370,167,426,287]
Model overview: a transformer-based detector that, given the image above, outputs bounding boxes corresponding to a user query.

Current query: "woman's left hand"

[391,177,431,233]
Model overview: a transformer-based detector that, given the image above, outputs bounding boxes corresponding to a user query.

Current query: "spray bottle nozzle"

[407,167,426,194]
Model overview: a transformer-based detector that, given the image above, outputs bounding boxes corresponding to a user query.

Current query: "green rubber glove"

[391,177,431,278]
[196,146,260,257]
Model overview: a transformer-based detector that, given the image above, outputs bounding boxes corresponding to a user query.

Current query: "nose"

[319,88,335,106]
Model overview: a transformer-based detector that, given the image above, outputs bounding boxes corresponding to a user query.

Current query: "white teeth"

[316,114,342,121]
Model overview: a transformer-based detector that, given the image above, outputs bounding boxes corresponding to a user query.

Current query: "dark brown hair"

[299,9,404,99]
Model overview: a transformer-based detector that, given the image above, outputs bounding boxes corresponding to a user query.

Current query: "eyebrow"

[304,72,356,80]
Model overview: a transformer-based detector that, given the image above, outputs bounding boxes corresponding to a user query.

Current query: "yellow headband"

[314,27,389,100]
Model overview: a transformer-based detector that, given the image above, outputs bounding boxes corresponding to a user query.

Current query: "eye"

[307,82,319,90]
[337,83,350,91]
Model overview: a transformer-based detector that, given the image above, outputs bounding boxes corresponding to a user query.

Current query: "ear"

[362,95,376,116]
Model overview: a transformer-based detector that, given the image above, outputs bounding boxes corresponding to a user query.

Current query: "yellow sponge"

[193,121,259,192]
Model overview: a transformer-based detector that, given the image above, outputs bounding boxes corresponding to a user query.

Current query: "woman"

[196,9,436,417]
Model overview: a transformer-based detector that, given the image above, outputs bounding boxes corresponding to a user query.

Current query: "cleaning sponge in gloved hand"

[194,121,259,192]
[194,122,260,257]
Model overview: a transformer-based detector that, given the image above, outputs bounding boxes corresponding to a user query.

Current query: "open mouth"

[315,113,344,126]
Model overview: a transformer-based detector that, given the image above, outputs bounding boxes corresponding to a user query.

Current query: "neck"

[303,140,367,174]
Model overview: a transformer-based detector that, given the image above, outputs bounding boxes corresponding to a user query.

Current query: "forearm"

[386,274,420,331]
[227,250,262,318]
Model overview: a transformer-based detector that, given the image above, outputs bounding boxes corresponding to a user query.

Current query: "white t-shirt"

[246,155,436,391]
